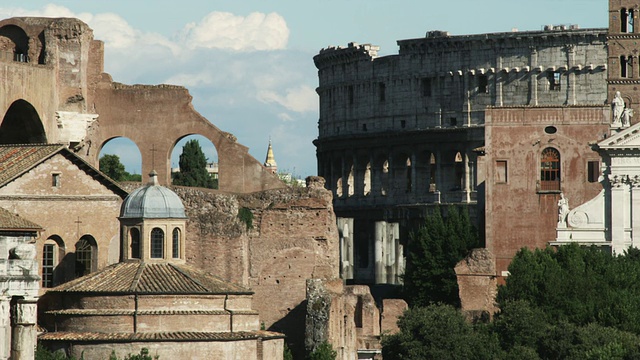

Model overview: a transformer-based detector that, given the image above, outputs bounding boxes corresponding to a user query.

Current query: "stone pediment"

[599,122,640,149]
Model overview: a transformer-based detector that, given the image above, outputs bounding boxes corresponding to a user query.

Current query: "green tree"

[307,341,336,360]
[403,205,479,307]
[497,244,640,334]
[172,139,216,189]
[100,154,127,181]
[99,154,141,182]
[382,304,502,360]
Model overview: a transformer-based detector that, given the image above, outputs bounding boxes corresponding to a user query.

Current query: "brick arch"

[169,134,219,185]
[0,99,47,144]
[86,83,284,193]
[0,24,29,61]
[96,136,143,174]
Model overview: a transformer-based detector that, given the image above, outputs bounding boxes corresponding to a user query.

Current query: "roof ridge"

[168,263,210,292]
[130,262,146,292]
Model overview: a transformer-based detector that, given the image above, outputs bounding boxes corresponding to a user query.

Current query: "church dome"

[120,171,187,219]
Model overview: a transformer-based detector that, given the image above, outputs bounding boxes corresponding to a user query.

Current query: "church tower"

[264,139,278,174]
[609,0,640,122]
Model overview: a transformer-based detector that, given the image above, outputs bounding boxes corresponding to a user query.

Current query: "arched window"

[151,228,164,259]
[429,153,437,190]
[454,152,464,190]
[172,228,181,259]
[42,236,64,288]
[363,162,371,196]
[75,236,97,277]
[621,55,634,78]
[130,228,141,259]
[541,148,561,191]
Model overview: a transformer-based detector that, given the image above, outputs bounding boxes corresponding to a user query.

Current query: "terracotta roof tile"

[0,144,63,186]
[0,207,41,230]
[0,144,128,198]
[38,330,285,342]
[48,262,252,295]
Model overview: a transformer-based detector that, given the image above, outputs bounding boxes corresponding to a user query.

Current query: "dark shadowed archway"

[0,100,46,144]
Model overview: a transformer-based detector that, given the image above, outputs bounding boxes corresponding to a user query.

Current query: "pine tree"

[172,139,215,188]
[403,205,479,307]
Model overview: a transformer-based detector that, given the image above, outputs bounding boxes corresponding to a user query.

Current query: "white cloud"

[181,12,289,51]
[257,85,317,113]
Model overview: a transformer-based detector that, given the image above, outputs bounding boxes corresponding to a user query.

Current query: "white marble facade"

[0,233,39,360]
[554,122,640,253]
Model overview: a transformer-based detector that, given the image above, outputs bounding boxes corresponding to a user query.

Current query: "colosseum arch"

[0,99,46,144]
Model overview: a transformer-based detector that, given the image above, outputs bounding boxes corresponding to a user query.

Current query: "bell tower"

[608,0,640,123]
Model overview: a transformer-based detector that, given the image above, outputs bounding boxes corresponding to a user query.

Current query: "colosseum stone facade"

[314,26,609,285]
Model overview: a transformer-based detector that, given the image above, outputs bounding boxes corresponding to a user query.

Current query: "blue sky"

[0,1,607,177]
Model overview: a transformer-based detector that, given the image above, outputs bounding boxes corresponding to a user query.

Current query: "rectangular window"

[348,85,354,105]
[548,72,561,91]
[42,244,55,288]
[588,161,600,183]
[379,82,386,102]
[52,173,60,187]
[421,78,432,97]
[495,160,507,183]
[450,117,457,127]
[478,74,488,94]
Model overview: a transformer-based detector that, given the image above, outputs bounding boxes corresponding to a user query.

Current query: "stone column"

[566,44,576,105]
[632,178,640,248]
[374,221,387,284]
[496,56,503,106]
[0,297,10,360]
[464,72,472,126]
[610,176,627,253]
[11,298,37,360]
[463,151,471,203]
[386,223,400,284]
[338,218,355,280]
[530,48,538,106]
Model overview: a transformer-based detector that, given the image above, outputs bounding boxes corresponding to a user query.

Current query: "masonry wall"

[0,153,122,286]
[174,178,340,356]
[484,106,610,279]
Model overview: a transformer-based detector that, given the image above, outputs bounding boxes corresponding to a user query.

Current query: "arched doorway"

[0,100,46,144]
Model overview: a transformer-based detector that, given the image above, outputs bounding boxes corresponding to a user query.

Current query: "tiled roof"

[48,262,252,295]
[45,309,234,316]
[0,207,41,230]
[0,144,128,198]
[0,144,64,185]
[39,330,285,342]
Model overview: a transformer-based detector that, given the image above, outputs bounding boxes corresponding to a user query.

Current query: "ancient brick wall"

[484,106,610,279]
[172,177,339,354]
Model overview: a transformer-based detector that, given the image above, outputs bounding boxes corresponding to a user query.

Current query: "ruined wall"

[305,278,405,360]
[0,16,284,192]
[171,177,339,356]
[455,248,497,320]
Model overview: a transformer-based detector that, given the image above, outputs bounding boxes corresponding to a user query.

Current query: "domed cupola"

[119,171,187,263]
[121,170,187,219]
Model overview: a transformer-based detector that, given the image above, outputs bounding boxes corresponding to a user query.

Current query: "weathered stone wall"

[305,278,406,360]
[455,248,497,320]
[167,178,339,356]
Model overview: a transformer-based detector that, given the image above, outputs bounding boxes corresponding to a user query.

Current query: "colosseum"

[314,24,611,285]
